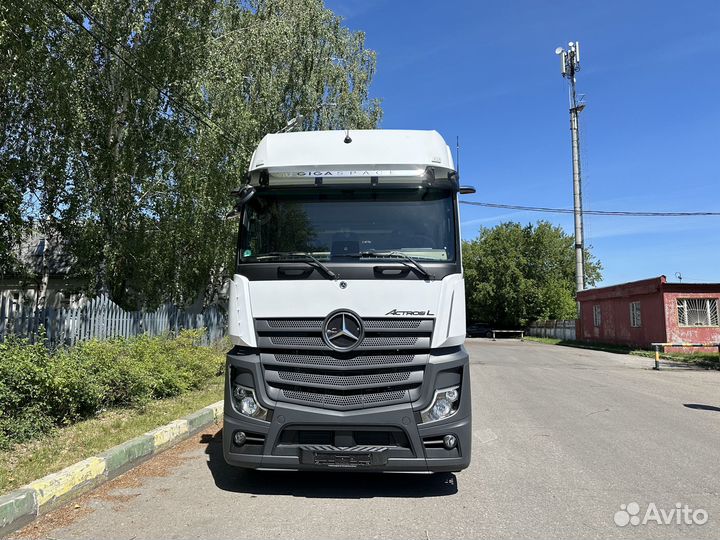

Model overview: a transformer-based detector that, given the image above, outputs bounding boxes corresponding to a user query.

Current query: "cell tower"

[556,41,586,302]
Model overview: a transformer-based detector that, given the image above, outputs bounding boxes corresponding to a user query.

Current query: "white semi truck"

[223,129,474,472]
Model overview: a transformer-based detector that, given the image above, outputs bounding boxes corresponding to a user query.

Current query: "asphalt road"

[14,340,720,539]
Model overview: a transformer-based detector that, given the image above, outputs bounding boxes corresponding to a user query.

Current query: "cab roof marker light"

[266,168,428,179]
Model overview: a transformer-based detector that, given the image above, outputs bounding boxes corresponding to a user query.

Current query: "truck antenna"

[456,136,460,175]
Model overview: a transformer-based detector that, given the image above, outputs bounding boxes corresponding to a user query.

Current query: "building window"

[677,298,719,327]
[593,304,601,327]
[630,301,641,327]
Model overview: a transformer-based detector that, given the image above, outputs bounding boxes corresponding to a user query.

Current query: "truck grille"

[255,317,433,410]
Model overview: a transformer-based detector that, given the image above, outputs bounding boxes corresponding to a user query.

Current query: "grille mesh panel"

[361,337,418,347]
[282,389,407,408]
[283,389,325,404]
[364,319,422,329]
[270,336,325,347]
[274,354,415,367]
[277,371,412,386]
[363,390,406,403]
[266,319,322,328]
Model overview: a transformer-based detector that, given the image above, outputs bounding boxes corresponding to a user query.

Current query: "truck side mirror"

[226,185,257,219]
[459,186,476,194]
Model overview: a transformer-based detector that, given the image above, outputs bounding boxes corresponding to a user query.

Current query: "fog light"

[232,385,270,421]
[421,386,460,423]
[233,431,247,446]
[443,434,457,449]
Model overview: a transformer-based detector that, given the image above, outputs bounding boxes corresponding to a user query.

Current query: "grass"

[0,376,223,495]
[524,336,720,369]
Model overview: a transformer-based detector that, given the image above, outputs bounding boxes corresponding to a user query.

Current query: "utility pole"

[556,41,586,305]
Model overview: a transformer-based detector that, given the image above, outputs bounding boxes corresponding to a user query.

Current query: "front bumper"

[222,347,472,472]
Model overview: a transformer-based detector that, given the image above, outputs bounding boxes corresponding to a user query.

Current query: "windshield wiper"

[255,252,338,280]
[357,250,435,280]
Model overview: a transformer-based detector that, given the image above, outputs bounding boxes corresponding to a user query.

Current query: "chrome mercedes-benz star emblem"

[322,310,364,352]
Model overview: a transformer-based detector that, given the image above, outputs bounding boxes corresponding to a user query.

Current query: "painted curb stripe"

[146,419,190,449]
[27,457,106,508]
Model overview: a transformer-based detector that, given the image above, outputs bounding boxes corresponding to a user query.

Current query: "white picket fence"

[0,294,226,348]
[527,319,577,341]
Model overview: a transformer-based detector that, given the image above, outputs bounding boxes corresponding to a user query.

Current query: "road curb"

[0,400,223,538]
[0,490,35,537]
[101,435,155,478]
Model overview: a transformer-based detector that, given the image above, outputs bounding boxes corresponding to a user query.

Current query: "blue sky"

[325,0,720,286]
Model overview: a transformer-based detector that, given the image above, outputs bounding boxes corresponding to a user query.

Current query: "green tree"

[1,0,381,308]
[462,221,602,327]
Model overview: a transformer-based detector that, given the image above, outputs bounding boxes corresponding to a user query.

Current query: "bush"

[0,330,224,448]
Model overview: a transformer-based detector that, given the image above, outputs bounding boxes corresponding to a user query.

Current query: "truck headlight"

[421,386,460,423]
[232,385,269,421]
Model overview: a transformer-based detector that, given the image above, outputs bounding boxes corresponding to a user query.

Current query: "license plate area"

[300,448,388,468]
[315,452,372,467]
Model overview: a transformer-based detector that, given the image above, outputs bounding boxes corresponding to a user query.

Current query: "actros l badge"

[385,309,435,316]
[322,310,364,351]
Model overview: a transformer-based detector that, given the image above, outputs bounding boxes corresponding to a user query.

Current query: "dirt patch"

[95,492,140,505]
[10,503,95,540]
[11,424,221,540]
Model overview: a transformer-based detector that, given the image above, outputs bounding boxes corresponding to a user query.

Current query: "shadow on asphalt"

[201,430,459,498]
[683,403,720,412]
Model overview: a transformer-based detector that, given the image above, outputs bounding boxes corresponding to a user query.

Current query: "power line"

[459,200,720,217]
[40,0,242,148]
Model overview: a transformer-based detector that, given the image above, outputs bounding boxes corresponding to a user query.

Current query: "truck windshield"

[240,188,456,262]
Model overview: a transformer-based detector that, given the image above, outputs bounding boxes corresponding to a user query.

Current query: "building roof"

[12,232,74,277]
[577,275,720,301]
[248,129,455,174]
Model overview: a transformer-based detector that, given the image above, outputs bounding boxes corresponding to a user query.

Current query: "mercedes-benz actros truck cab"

[223,129,473,472]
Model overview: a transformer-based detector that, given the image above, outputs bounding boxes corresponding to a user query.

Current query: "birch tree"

[1,0,381,307]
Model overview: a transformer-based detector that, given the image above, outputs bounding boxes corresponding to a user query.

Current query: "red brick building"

[576,276,720,349]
